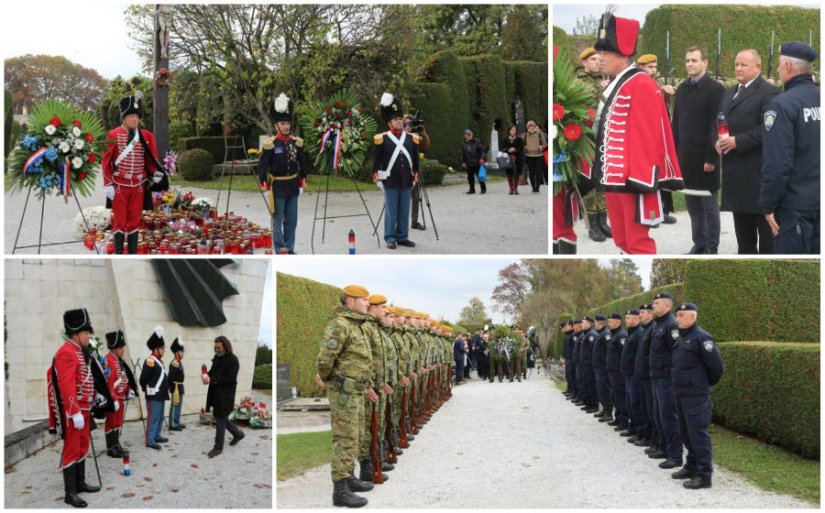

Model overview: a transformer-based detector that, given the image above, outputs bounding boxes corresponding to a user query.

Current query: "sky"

[259,260,273,347]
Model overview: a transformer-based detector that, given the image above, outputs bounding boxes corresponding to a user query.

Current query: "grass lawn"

[277,431,332,481]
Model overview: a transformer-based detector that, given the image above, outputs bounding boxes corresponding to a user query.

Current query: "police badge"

[620,337,626,346]
[671,329,680,340]
[703,341,714,352]
[764,110,777,132]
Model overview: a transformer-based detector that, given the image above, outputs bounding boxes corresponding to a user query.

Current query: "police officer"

[315,285,375,508]
[578,318,599,413]
[571,320,586,405]
[605,313,628,433]
[620,310,648,444]
[258,93,308,254]
[760,42,820,254]
[671,303,724,489]
[592,315,613,422]
[648,293,683,468]
[562,322,577,399]
[636,304,662,452]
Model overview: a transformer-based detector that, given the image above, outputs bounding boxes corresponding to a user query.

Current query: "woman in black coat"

[205,336,245,457]
[499,125,524,195]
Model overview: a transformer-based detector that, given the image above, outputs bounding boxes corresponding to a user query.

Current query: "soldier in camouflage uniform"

[576,47,612,242]
[402,310,423,432]
[387,308,414,448]
[316,284,376,508]
[373,296,400,469]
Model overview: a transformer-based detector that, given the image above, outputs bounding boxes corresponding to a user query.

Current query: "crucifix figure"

[156,5,173,60]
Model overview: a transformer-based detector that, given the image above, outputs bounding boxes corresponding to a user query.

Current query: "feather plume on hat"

[380,92,394,107]
[274,93,290,113]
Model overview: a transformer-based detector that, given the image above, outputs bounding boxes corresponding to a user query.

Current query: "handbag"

[478,164,487,183]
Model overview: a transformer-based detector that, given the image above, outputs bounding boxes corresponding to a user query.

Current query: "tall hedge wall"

[504,61,549,128]
[460,55,510,148]
[642,5,820,80]
[713,342,820,459]
[177,136,228,166]
[552,25,572,66]
[586,283,685,317]
[276,273,342,398]
[683,260,820,343]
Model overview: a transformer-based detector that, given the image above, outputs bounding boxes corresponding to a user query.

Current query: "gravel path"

[5,398,272,508]
[4,177,548,255]
[276,374,811,508]
[573,209,739,255]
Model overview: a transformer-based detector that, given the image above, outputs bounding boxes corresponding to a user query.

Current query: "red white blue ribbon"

[22,146,47,176]
[318,127,343,172]
[60,157,71,196]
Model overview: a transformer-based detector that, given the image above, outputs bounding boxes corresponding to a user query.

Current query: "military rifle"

[399,385,410,448]
[369,395,384,484]
[715,28,722,81]
[408,376,419,435]
[383,391,397,464]
[767,31,775,80]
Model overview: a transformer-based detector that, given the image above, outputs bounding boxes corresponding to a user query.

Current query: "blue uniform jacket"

[759,73,820,213]
[605,327,627,371]
[579,329,597,365]
[168,359,185,396]
[671,323,724,396]
[620,325,641,375]
[592,327,610,369]
[373,130,419,189]
[634,322,654,378]
[571,333,581,363]
[139,356,169,401]
[649,313,679,379]
[258,136,309,200]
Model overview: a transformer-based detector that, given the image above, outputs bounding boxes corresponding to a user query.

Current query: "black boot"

[127,232,138,254]
[332,479,368,508]
[106,432,124,458]
[380,442,394,471]
[597,212,613,238]
[558,240,577,254]
[683,475,712,489]
[588,214,606,242]
[63,465,87,508]
[76,460,100,493]
[552,242,560,254]
[347,472,374,492]
[113,232,125,255]
[358,459,372,483]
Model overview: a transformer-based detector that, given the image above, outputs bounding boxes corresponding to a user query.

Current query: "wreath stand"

[11,188,100,254]
[310,171,380,254]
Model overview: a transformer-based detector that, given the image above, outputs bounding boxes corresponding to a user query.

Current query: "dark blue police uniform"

[571,329,584,402]
[634,319,658,447]
[563,326,577,397]
[592,325,613,417]
[649,311,683,462]
[622,323,648,440]
[606,326,628,429]
[579,327,598,410]
[671,312,724,488]
[759,44,820,254]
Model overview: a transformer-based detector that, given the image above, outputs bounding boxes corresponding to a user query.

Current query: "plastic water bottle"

[348,230,356,255]
[716,112,729,139]
[122,451,131,476]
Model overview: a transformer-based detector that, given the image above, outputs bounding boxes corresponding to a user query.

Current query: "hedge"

[683,260,819,343]
[178,148,214,181]
[177,136,228,166]
[504,60,549,128]
[587,283,685,318]
[642,5,820,80]
[552,26,573,67]
[419,158,447,186]
[276,273,342,398]
[712,342,819,459]
[4,89,12,158]
[460,55,510,149]
[252,363,273,390]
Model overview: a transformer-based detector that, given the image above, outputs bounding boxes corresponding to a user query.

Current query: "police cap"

[676,302,698,312]
[608,313,622,320]
[781,42,817,63]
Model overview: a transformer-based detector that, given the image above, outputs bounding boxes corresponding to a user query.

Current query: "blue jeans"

[652,377,682,459]
[383,187,412,243]
[169,397,183,427]
[273,195,299,252]
[146,399,165,445]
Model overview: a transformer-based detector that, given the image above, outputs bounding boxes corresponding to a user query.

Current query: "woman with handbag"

[523,120,548,193]
[500,125,525,195]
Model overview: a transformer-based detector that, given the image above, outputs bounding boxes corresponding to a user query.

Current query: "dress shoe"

[465,190,476,194]
[208,448,222,458]
[169,425,183,431]
[683,476,712,489]
[593,410,606,418]
[386,241,397,249]
[229,432,245,446]
[598,415,613,423]
[397,240,415,247]
[147,443,162,450]
[671,467,696,480]
[663,214,677,224]
[659,458,682,469]
[635,439,653,447]
[704,247,718,254]
[156,436,169,443]
[644,446,659,454]
[411,222,426,230]
[607,419,621,426]
[647,450,668,459]
[584,406,599,413]
[619,430,633,437]
[686,245,706,255]
[627,436,639,443]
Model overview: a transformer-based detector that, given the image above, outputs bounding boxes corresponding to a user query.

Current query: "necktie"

[733,84,745,100]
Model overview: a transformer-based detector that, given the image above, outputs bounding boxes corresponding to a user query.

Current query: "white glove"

[376,181,384,191]
[127,389,136,399]
[153,170,164,183]
[105,185,115,201]
[71,412,85,430]
[95,393,107,408]
[113,400,120,412]
[299,188,304,197]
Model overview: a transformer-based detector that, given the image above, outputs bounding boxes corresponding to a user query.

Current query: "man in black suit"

[713,49,780,254]
[672,47,725,254]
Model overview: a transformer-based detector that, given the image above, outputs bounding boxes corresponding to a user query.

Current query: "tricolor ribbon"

[23,146,47,175]
[60,157,71,197]
[318,127,343,172]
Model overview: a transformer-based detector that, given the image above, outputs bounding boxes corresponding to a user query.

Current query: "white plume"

[274,92,290,113]
[134,90,144,102]
[380,92,394,107]
[153,325,164,338]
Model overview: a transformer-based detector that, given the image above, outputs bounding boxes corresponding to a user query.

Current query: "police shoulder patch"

[605,335,611,340]
[764,110,777,132]
[588,336,594,342]
[671,329,680,340]
[326,338,339,350]
[146,358,155,367]
[703,340,715,353]
[620,338,626,346]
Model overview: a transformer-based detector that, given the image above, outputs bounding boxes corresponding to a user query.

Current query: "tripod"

[310,170,380,254]
[373,172,439,240]
[11,188,100,254]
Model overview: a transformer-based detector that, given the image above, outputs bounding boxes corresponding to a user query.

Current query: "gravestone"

[277,363,293,403]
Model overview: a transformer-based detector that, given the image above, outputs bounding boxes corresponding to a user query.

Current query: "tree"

[491,263,530,320]
[459,297,489,325]
[572,15,599,36]
[4,55,108,113]
[650,260,690,288]
[605,259,644,297]
[500,5,548,61]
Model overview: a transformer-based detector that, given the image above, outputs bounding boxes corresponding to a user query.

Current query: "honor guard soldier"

[258,93,308,254]
[47,309,104,508]
[139,326,169,450]
[104,330,138,458]
[671,303,724,489]
[316,285,376,508]
[648,293,682,468]
[605,313,629,432]
[760,42,820,254]
[592,315,613,421]
[589,13,683,254]
[168,337,186,431]
[578,317,599,413]
[373,92,421,249]
[620,310,649,444]
[102,93,167,254]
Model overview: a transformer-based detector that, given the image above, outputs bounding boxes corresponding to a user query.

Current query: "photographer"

[404,112,430,230]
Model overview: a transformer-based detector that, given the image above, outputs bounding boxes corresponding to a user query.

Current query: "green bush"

[713,342,819,459]
[177,136,228,165]
[504,60,549,128]
[683,260,820,343]
[169,119,195,149]
[277,273,343,397]
[177,148,214,181]
[252,363,273,389]
[419,158,446,186]
[460,55,510,148]
[10,121,22,156]
[642,5,819,80]
[255,343,272,366]
[5,89,12,158]
[587,283,685,317]
[552,26,573,67]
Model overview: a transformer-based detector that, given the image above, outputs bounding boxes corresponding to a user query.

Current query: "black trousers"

[661,190,674,214]
[526,156,544,192]
[466,165,485,192]
[732,212,773,254]
[214,415,243,450]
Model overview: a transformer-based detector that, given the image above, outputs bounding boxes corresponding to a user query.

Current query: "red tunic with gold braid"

[51,340,94,467]
[101,126,158,188]
[104,352,128,434]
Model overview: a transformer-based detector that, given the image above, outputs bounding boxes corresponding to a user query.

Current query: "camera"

[406,110,426,134]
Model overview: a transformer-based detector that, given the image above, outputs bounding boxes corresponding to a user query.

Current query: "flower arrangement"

[6,99,105,198]
[552,45,596,195]
[299,89,377,177]
[73,206,112,235]
[163,151,178,176]
[232,396,271,428]
[192,197,214,209]
[160,188,196,210]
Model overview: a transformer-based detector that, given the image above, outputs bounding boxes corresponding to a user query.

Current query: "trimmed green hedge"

[713,342,819,459]
[683,260,820,343]
[460,55,510,149]
[277,273,342,397]
[4,89,12,158]
[178,148,214,181]
[552,26,573,67]
[252,363,273,389]
[587,283,685,318]
[642,5,820,80]
[419,158,446,186]
[504,61,549,128]
[177,136,228,166]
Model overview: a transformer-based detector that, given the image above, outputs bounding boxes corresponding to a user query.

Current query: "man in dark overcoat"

[204,336,245,458]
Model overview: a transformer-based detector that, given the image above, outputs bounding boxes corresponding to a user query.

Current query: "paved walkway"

[276,374,811,508]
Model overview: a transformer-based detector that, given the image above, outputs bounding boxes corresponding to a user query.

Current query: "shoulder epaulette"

[293,136,304,148]
[171,360,180,368]
[374,133,384,145]
[262,137,275,150]
[146,358,155,368]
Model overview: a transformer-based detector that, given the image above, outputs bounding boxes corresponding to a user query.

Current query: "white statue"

[156,5,174,60]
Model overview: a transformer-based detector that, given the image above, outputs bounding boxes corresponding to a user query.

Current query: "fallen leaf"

[121,492,135,498]
[143,477,153,482]
[106,486,115,490]
[24,485,32,489]
[171,489,179,493]
[152,463,158,467]
[253,483,272,489]
[191,464,199,469]
[143,496,154,501]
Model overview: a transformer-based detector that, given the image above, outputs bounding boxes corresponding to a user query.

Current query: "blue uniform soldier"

[636,304,661,451]
[670,303,724,489]
[605,313,629,433]
[578,318,599,413]
[621,310,649,444]
[760,42,820,254]
[648,293,683,468]
[592,315,613,422]
[139,326,169,449]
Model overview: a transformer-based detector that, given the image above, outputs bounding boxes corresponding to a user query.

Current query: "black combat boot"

[113,232,124,255]
[683,475,712,489]
[380,442,394,471]
[333,479,368,508]
[106,432,125,458]
[597,212,613,238]
[599,411,613,423]
[671,467,696,480]
[75,461,100,493]
[552,242,560,254]
[347,472,374,492]
[127,232,139,254]
[63,465,87,508]
[358,459,372,482]
[588,214,607,242]
[558,240,577,254]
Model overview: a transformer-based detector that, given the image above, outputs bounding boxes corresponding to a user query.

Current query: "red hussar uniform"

[101,125,158,235]
[50,340,95,468]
